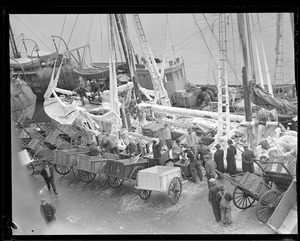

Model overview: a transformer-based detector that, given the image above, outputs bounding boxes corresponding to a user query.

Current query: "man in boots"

[40,163,58,194]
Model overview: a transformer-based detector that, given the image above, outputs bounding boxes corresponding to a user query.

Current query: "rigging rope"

[67,14,79,46]
[12,15,52,52]
[99,14,103,62]
[193,14,218,70]
[167,15,176,59]
[58,15,67,51]
[87,14,94,45]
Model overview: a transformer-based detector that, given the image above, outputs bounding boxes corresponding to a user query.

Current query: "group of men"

[74,78,103,106]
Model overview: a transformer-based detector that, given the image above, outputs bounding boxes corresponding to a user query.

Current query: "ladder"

[216,13,230,145]
[132,14,170,106]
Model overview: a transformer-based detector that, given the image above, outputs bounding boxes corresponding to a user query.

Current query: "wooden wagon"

[136,166,185,204]
[218,154,295,223]
[72,152,121,184]
[52,146,90,175]
[104,157,150,192]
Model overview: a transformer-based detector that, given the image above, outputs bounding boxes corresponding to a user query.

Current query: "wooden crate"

[175,161,191,177]
[105,158,149,179]
[137,166,181,192]
[27,139,41,150]
[142,121,164,138]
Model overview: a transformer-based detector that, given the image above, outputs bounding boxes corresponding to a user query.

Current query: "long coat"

[40,166,54,179]
[226,145,237,175]
[242,149,255,173]
[214,149,225,173]
[40,203,56,224]
[208,183,221,222]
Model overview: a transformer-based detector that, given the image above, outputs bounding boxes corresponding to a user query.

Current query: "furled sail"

[249,81,297,113]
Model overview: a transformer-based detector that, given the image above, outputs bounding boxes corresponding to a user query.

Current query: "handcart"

[72,152,121,184]
[136,166,187,204]
[104,157,150,192]
[52,146,90,175]
[217,154,295,223]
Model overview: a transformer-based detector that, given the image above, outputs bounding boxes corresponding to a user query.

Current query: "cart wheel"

[55,164,72,175]
[256,189,282,223]
[168,177,182,204]
[233,186,256,209]
[129,166,144,193]
[58,142,72,150]
[139,189,152,200]
[79,171,96,184]
[33,148,54,171]
[108,176,124,188]
[71,132,88,148]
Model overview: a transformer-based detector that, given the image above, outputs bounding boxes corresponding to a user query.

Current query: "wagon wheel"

[168,177,182,204]
[139,189,152,200]
[79,171,96,184]
[71,132,88,148]
[233,186,256,209]
[108,176,124,188]
[72,157,82,181]
[55,164,72,175]
[256,189,282,223]
[32,148,54,171]
[58,142,72,150]
[129,166,144,193]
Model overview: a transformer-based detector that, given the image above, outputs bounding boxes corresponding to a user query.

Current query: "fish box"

[175,160,191,177]
[76,154,106,173]
[137,166,181,192]
[174,90,197,108]
[142,121,164,138]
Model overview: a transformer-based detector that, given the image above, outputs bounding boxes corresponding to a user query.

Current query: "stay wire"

[67,14,79,46]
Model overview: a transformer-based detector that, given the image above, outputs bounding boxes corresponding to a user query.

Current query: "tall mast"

[9,23,20,59]
[216,13,230,146]
[237,13,252,122]
[274,13,284,91]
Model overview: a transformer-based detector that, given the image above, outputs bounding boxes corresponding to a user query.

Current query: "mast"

[237,13,252,122]
[215,13,230,146]
[9,23,20,59]
[274,13,284,92]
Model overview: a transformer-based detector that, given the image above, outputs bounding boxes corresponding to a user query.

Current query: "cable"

[67,14,79,46]
[58,15,67,51]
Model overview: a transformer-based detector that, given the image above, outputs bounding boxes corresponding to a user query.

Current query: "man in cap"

[226,139,237,176]
[214,144,225,179]
[216,184,233,225]
[208,178,221,222]
[204,155,217,186]
[241,144,255,173]
[40,163,58,194]
[171,138,181,162]
[152,138,164,165]
[197,139,210,167]
[40,199,56,225]
[89,140,102,156]
[185,146,203,183]
[162,123,172,150]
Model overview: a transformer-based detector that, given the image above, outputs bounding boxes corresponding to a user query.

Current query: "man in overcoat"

[208,178,221,222]
[226,139,237,176]
[241,144,255,173]
[40,163,58,194]
[214,144,225,179]
[40,199,56,225]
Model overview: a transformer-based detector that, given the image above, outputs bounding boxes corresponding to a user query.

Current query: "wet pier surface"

[12,160,276,235]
